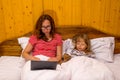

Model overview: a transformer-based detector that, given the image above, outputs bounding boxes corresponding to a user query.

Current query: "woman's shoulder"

[54,33,62,37]
[30,34,36,37]
[30,34,37,40]
[54,33,62,40]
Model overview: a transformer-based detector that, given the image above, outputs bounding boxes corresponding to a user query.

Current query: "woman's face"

[41,20,51,34]
[76,38,87,51]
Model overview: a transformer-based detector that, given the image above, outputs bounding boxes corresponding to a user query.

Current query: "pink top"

[29,34,62,57]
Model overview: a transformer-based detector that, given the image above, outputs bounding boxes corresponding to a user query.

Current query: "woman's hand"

[31,56,40,61]
[48,57,58,62]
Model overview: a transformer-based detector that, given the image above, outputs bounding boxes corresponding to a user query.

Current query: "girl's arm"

[22,43,40,61]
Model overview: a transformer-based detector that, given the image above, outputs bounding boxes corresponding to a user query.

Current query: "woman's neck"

[45,34,52,41]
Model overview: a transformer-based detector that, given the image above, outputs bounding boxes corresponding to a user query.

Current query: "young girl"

[71,33,94,58]
[62,33,95,63]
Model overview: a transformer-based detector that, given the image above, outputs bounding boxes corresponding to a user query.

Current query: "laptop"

[31,61,57,70]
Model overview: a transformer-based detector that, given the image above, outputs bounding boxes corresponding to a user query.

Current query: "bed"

[0,26,120,80]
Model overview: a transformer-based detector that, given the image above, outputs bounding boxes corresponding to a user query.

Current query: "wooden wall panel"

[0,0,120,42]
[58,0,72,26]
[22,0,33,34]
[109,0,120,36]
[72,0,82,25]
[10,0,24,37]
[90,0,102,30]
[32,0,43,25]
[103,0,111,31]
[81,0,91,26]
[0,0,6,42]
[0,0,43,42]
[2,0,15,39]
[43,0,73,27]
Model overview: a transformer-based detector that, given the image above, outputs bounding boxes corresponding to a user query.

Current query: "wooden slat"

[10,0,24,37]
[2,0,15,39]
[32,0,43,25]
[0,0,6,42]
[22,0,33,33]
[72,0,82,25]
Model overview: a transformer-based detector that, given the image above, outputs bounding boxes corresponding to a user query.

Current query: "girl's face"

[76,38,87,51]
[41,20,51,34]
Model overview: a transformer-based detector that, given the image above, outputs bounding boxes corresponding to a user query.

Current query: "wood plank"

[32,0,43,25]
[22,0,33,33]
[72,0,82,25]
[0,0,6,42]
[2,0,15,39]
[10,0,24,37]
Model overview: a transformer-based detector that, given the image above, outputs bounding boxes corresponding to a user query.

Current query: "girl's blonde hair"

[72,33,92,55]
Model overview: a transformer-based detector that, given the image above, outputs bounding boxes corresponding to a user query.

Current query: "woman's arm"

[48,45,62,62]
[22,43,40,61]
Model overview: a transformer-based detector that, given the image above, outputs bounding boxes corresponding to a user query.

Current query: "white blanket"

[61,56,115,80]
[21,61,68,80]
[21,56,114,80]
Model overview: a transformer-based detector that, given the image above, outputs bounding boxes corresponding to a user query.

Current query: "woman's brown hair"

[33,14,56,41]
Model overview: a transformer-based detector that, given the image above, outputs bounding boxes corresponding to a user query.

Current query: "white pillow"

[62,39,74,55]
[90,37,114,62]
[18,37,29,50]
[63,37,115,62]
[17,37,29,68]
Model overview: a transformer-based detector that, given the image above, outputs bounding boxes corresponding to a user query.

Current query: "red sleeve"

[56,34,63,46]
[29,35,37,46]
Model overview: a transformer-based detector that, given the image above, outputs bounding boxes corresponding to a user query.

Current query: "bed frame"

[0,26,120,56]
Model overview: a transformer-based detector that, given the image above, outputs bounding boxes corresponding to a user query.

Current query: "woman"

[22,14,62,62]
[21,14,64,80]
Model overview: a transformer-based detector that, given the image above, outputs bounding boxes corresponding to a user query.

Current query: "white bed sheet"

[0,56,21,80]
[104,54,120,80]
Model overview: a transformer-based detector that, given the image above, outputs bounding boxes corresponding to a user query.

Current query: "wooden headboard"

[0,26,120,56]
